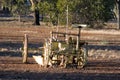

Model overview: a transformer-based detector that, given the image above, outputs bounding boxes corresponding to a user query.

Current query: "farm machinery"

[33,25,88,68]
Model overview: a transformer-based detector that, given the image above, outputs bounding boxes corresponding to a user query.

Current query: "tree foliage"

[11,0,30,16]
[1,0,30,16]
[38,0,116,27]
[1,0,116,27]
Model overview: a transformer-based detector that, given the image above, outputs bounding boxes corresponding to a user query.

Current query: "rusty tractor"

[43,25,88,68]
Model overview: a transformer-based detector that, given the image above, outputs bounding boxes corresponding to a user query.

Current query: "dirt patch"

[0,21,120,80]
[0,56,120,80]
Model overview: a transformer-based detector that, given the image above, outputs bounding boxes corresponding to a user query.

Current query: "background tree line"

[0,0,116,28]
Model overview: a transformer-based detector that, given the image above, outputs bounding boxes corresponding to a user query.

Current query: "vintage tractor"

[43,25,88,68]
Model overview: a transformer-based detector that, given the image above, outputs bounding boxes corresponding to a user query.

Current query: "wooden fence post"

[23,34,28,63]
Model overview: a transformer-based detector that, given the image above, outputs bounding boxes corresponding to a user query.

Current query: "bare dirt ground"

[0,21,120,80]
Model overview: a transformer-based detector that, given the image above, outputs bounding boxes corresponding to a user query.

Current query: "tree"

[38,0,59,25]
[115,0,120,29]
[1,0,30,21]
[30,0,40,25]
[11,0,30,22]
[38,0,69,25]
[1,0,11,13]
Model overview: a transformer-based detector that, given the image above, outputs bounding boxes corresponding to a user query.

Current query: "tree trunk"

[117,1,120,29]
[29,0,40,25]
[34,9,40,25]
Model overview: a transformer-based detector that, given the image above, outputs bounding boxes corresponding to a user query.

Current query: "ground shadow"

[0,70,119,80]
[0,42,43,57]
[87,44,120,50]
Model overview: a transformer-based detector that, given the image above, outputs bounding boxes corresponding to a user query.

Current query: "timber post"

[23,34,28,63]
